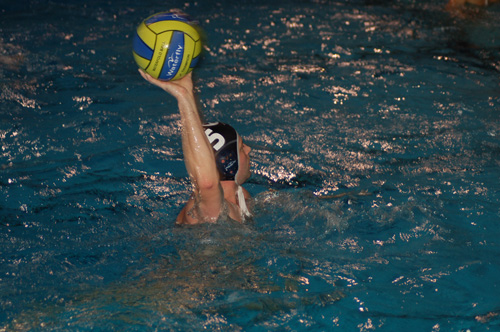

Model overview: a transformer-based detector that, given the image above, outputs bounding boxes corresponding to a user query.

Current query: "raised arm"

[139,70,223,221]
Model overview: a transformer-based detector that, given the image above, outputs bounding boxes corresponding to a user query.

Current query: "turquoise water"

[1,0,500,330]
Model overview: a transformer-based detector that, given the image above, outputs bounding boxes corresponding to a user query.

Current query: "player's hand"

[138,69,194,100]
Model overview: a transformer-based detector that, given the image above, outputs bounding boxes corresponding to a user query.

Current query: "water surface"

[1,0,500,330]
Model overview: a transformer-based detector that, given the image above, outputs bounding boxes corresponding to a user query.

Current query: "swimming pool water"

[1,0,499,330]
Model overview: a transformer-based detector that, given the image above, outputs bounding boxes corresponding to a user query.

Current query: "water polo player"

[138,70,252,224]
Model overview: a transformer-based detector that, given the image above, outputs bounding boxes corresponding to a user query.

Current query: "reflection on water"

[5,216,346,330]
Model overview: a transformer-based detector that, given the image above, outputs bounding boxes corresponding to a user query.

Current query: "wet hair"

[203,122,239,181]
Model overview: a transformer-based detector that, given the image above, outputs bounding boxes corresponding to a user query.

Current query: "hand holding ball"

[133,12,202,81]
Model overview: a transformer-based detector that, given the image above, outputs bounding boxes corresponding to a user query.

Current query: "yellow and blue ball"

[133,12,202,81]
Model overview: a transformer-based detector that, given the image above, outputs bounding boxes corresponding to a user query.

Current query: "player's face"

[236,137,251,183]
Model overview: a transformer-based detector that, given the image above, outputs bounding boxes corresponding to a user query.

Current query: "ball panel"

[193,39,202,59]
[171,34,196,80]
[147,20,200,41]
[190,55,200,69]
[132,32,154,61]
[188,40,202,69]
[133,52,151,70]
[158,31,184,80]
[135,22,157,50]
[146,31,174,79]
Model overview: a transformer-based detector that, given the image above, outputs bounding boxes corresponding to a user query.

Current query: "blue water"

[1,0,500,330]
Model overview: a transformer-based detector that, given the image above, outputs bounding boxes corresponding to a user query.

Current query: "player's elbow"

[197,177,219,192]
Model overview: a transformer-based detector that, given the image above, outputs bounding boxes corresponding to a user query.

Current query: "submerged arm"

[139,70,223,220]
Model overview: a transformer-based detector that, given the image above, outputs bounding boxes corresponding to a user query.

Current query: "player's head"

[203,122,240,181]
[203,122,252,219]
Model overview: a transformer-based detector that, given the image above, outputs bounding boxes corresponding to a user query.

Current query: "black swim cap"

[203,122,239,181]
